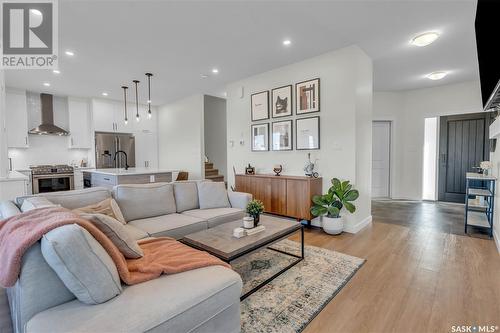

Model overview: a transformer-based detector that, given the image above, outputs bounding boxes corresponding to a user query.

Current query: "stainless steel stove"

[30,164,74,194]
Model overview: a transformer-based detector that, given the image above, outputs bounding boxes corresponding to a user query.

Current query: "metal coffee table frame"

[184,225,304,301]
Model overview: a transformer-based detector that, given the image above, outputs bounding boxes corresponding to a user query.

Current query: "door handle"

[440,153,447,165]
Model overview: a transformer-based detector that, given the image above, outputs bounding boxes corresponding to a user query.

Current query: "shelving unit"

[465,172,496,237]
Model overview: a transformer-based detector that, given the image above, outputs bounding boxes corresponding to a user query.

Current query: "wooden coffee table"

[181,215,304,300]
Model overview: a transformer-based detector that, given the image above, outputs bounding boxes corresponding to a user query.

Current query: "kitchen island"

[83,168,179,189]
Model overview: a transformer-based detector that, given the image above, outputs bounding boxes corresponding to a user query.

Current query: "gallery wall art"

[251,91,270,121]
[271,85,292,118]
[296,116,320,150]
[272,120,293,151]
[251,123,269,151]
[296,78,320,115]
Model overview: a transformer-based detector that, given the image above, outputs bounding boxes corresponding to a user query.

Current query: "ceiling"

[5,0,479,105]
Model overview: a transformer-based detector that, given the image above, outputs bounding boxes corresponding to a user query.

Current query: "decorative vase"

[253,214,260,227]
[273,165,282,176]
[322,215,344,235]
[243,217,254,229]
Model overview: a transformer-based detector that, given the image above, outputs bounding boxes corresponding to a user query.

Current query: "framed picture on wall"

[251,123,269,151]
[296,78,320,115]
[271,85,292,118]
[272,120,293,151]
[296,116,320,150]
[251,91,270,121]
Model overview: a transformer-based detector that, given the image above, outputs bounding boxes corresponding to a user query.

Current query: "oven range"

[30,165,75,194]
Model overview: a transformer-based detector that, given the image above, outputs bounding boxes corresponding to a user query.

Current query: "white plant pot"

[322,215,344,235]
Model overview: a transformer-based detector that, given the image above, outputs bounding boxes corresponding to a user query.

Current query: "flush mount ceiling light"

[283,39,291,46]
[426,71,447,80]
[411,32,439,47]
[43,82,50,87]
[64,50,75,56]
[52,69,60,74]
[101,92,108,96]
[212,68,219,74]
[30,9,42,16]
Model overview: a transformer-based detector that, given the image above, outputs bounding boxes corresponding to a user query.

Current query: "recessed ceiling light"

[65,50,75,56]
[52,69,60,74]
[411,32,439,47]
[43,82,51,87]
[283,39,291,46]
[102,92,108,96]
[200,74,209,78]
[426,71,447,80]
[212,68,219,74]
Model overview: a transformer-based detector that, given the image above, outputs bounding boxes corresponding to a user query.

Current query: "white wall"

[158,94,204,179]
[373,81,483,200]
[0,71,7,177]
[204,95,227,179]
[226,45,373,232]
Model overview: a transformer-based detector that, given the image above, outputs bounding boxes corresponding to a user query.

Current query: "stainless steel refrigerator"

[95,132,136,169]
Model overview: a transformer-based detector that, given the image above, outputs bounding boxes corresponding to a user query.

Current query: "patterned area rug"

[233,239,365,333]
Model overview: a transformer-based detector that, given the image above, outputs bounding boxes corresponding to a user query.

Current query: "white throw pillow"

[197,182,231,209]
[20,196,59,212]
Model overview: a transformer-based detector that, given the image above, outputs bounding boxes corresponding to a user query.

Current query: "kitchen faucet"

[114,150,129,170]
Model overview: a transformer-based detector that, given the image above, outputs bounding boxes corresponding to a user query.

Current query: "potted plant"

[310,178,359,235]
[246,199,264,227]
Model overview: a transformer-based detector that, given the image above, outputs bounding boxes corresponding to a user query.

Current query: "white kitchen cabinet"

[92,99,136,133]
[135,131,158,168]
[5,90,29,148]
[68,98,91,149]
[92,99,116,132]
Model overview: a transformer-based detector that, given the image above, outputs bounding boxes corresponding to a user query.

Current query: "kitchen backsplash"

[8,135,91,170]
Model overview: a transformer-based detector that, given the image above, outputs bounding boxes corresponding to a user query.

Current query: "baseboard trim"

[344,215,372,234]
[494,229,500,255]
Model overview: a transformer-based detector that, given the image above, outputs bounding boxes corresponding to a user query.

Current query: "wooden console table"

[235,174,322,221]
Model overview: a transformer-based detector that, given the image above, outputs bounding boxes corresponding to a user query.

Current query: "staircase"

[204,161,224,182]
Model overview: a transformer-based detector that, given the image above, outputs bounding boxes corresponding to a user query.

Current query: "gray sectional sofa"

[0,181,252,333]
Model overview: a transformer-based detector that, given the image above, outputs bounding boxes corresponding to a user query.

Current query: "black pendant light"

[121,86,129,125]
[145,73,153,119]
[133,80,140,122]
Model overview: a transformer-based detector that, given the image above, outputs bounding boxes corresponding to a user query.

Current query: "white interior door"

[372,121,391,198]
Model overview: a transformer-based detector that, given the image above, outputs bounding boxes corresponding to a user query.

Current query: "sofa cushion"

[26,266,242,333]
[79,213,143,259]
[197,182,230,209]
[41,224,122,305]
[128,214,207,239]
[183,208,245,228]
[20,197,59,212]
[73,198,126,225]
[173,181,199,213]
[113,183,176,222]
[16,187,111,210]
[123,224,149,240]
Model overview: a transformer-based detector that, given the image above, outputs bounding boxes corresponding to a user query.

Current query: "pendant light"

[121,86,129,125]
[145,73,153,119]
[133,80,140,122]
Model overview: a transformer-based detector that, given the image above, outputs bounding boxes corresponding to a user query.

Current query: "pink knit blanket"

[0,207,230,288]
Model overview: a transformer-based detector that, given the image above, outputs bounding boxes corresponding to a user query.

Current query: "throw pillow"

[79,213,144,259]
[197,182,231,209]
[73,198,126,225]
[20,196,59,212]
[173,181,199,212]
[41,224,122,305]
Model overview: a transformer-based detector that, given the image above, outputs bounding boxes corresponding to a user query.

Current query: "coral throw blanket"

[0,207,230,288]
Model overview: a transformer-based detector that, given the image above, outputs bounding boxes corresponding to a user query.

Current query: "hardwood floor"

[292,208,500,333]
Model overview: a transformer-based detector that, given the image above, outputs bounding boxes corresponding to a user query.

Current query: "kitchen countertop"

[0,171,29,182]
[83,168,179,176]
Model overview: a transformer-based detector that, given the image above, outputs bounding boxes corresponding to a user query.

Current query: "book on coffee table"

[246,225,266,235]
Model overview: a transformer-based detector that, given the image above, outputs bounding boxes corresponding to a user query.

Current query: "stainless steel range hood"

[29,93,69,136]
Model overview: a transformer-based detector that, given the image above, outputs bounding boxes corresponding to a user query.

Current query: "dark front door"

[438,112,492,203]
